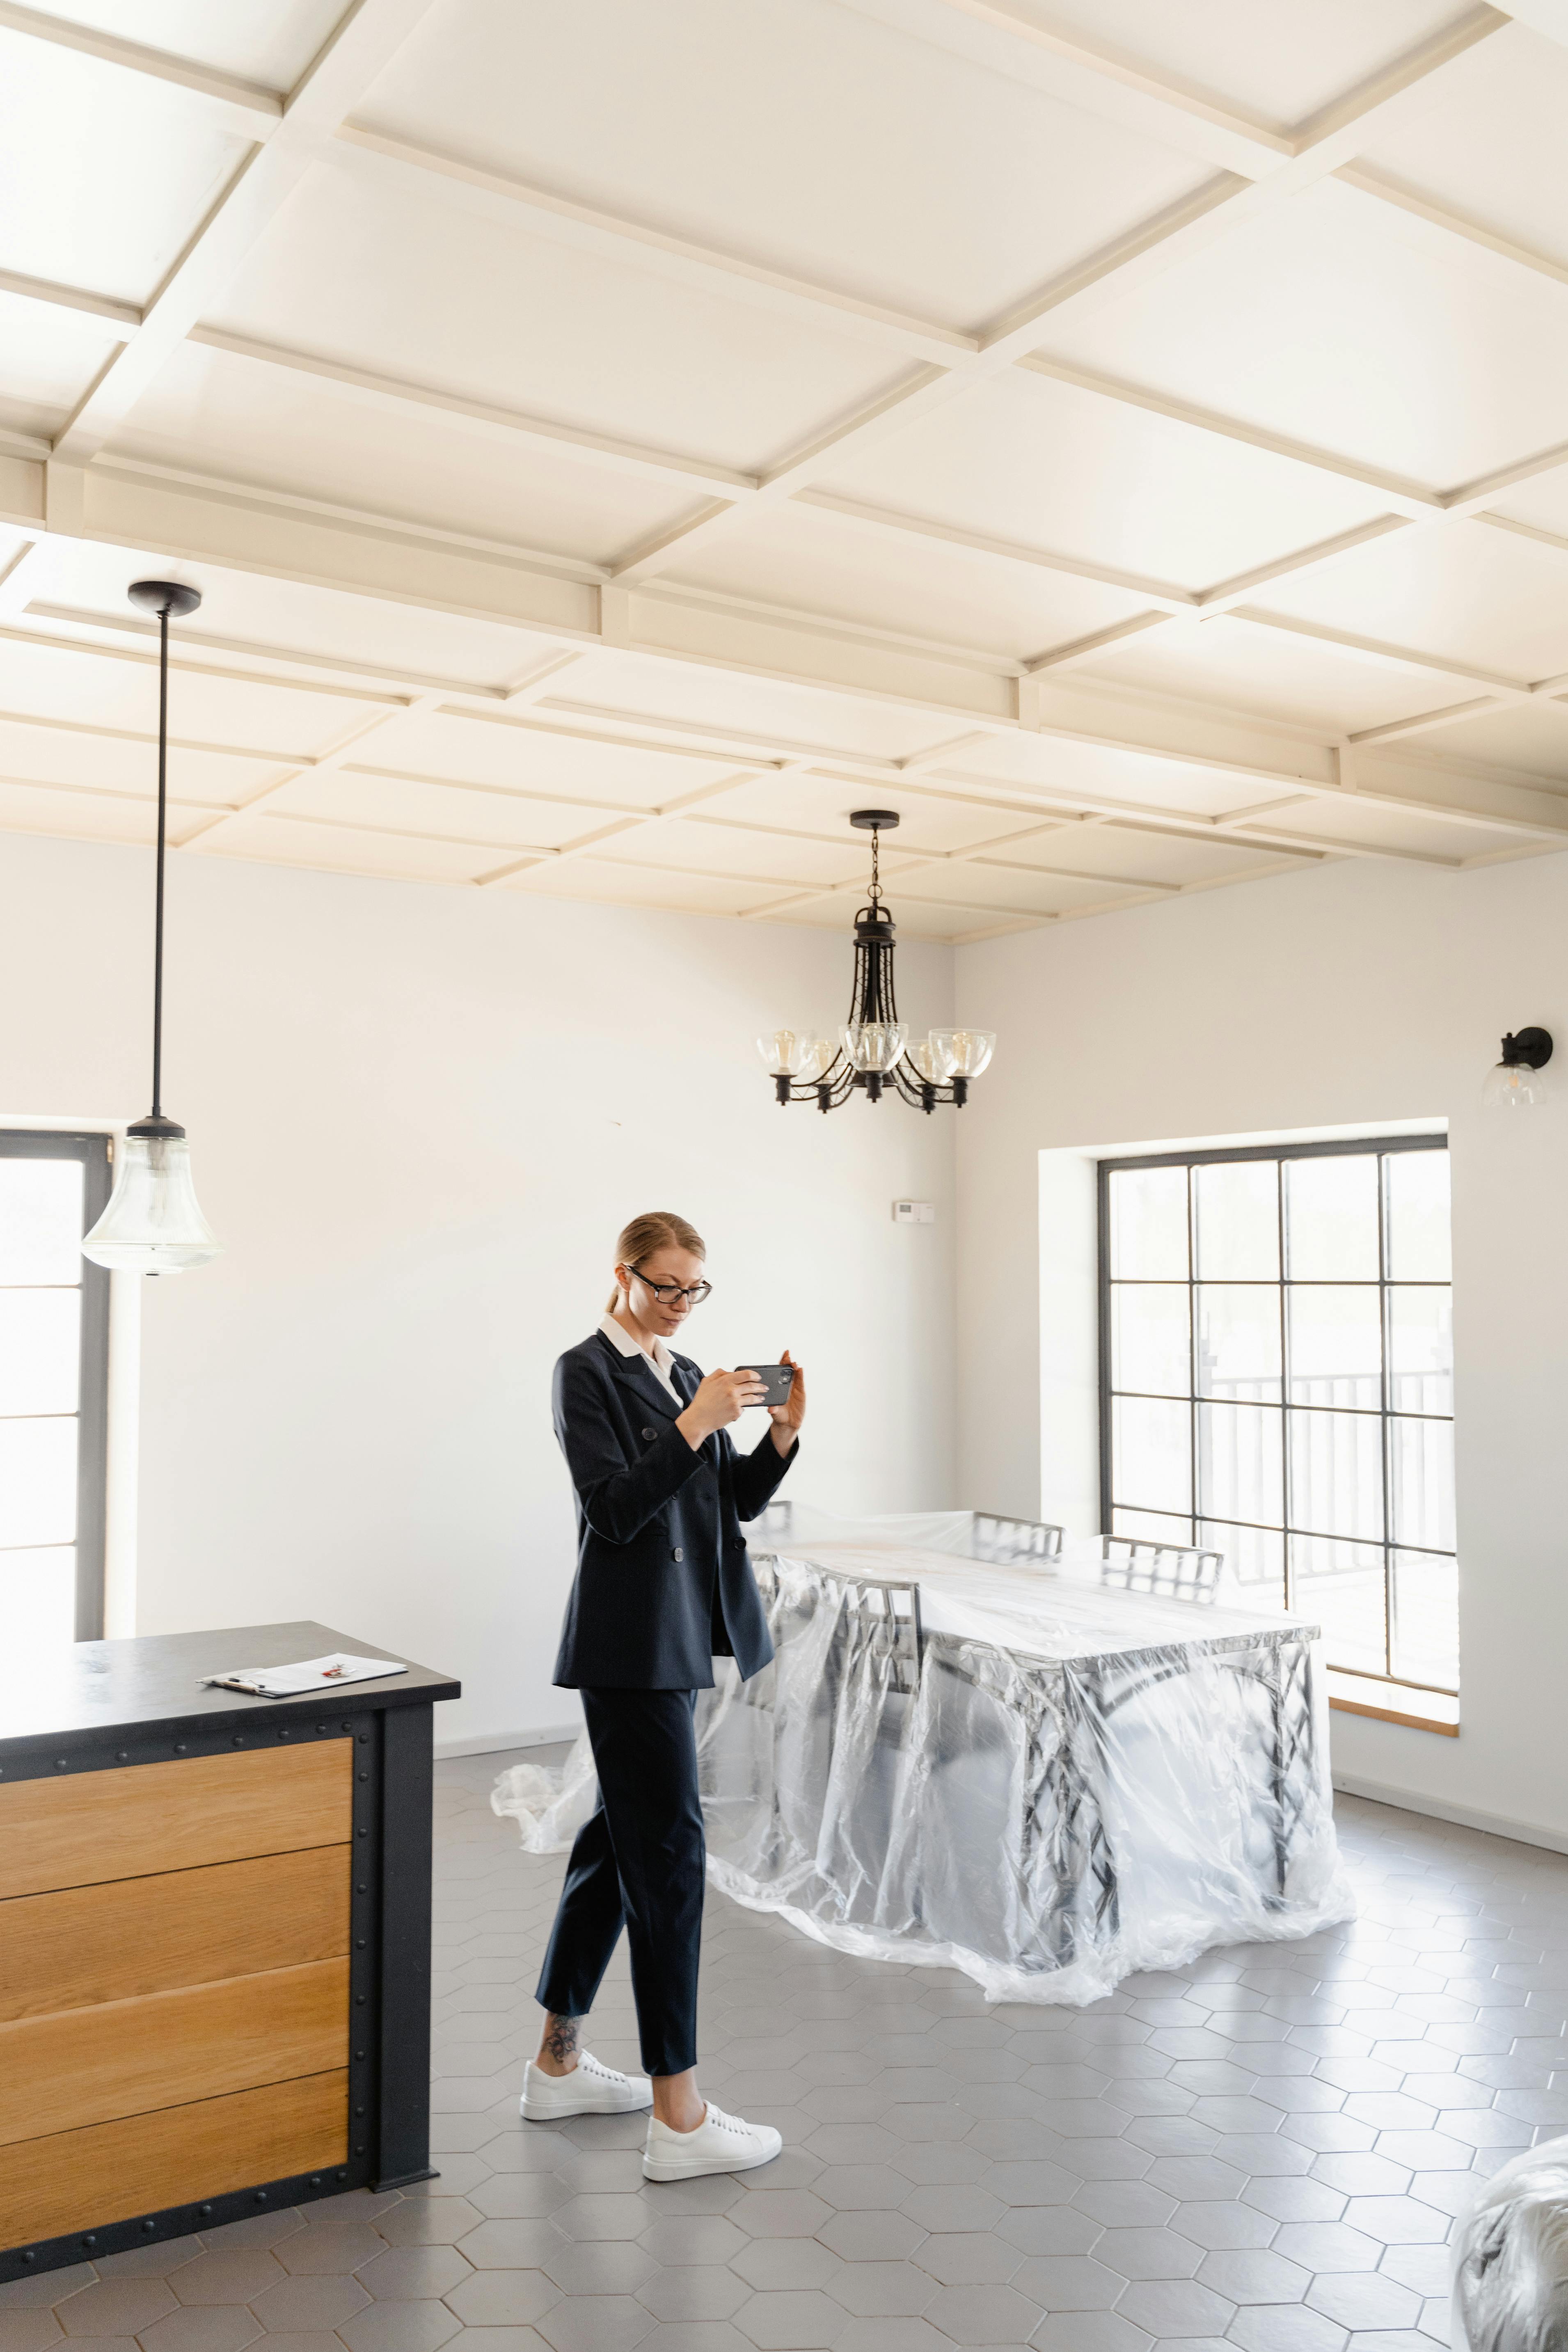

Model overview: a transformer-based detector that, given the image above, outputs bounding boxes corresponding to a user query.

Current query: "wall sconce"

[1482,1027,1552,1111]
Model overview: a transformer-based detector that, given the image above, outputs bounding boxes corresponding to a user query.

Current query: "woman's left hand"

[769,1349,805,1453]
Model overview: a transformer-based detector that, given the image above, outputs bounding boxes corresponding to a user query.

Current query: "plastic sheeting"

[494,1508,1354,2005]
[1452,2136,1568,2352]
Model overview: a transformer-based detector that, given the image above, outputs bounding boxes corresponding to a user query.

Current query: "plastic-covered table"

[496,1508,1353,2005]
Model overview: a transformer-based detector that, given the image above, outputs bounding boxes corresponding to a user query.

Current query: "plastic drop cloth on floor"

[1453,2136,1568,2352]
[494,1506,1354,2004]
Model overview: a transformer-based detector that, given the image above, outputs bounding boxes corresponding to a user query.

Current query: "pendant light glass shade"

[905,1033,955,1083]
[758,1028,834,1079]
[932,1027,996,1079]
[81,578,222,1276]
[83,1118,222,1273]
[842,1019,906,1073]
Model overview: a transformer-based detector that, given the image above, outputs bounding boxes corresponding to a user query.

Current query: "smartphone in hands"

[737,1363,795,1408]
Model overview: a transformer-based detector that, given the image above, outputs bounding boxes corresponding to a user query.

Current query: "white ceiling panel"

[1081,615,1490,735]
[817,371,1389,593]
[0,714,276,804]
[16,0,348,87]
[664,499,1148,661]
[204,156,910,476]
[30,542,547,694]
[0,30,245,306]
[199,813,501,884]
[597,818,873,889]
[989,824,1303,889]
[0,0,1565,928]
[1245,796,1518,864]
[1253,521,1568,684]
[0,635,371,753]
[0,297,120,442]
[554,654,961,761]
[694,770,1050,853]
[266,767,623,851]
[1397,708,1568,784]
[0,775,211,845]
[1032,178,1568,490]
[355,0,1206,334]
[764,885,1026,939]
[949,728,1298,819]
[1486,481,1568,547]
[911,0,1471,131]
[894,860,1122,915]
[1355,28,1568,277]
[499,857,780,917]
[108,343,696,565]
[367,709,733,806]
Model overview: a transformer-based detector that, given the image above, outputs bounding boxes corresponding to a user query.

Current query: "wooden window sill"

[1328,1671,1458,1736]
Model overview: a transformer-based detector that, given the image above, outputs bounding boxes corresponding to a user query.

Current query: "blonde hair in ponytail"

[606,1209,707,1312]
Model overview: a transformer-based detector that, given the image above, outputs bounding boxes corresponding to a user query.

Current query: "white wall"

[956,852,1568,1848]
[0,830,957,1747]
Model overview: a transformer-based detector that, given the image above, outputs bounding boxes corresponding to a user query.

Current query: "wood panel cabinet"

[0,1621,458,2280]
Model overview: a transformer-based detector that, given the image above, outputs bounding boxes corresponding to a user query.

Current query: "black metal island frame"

[0,1621,459,2283]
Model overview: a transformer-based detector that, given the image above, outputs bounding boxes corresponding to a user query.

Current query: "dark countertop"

[0,1621,461,1759]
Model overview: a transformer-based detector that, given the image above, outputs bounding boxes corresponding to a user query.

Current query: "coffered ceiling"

[6,0,1568,939]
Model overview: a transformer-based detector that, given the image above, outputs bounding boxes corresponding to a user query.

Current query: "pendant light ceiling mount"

[127,579,203,623]
[82,580,222,1274]
[758,810,995,1113]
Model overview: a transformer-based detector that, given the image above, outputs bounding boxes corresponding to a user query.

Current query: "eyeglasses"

[628,1264,712,1306]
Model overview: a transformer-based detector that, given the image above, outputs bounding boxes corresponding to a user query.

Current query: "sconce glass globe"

[1482,1057,1549,1111]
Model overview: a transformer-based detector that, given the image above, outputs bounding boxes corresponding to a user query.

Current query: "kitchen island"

[0,1620,459,2280]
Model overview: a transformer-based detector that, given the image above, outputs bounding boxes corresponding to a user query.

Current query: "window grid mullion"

[1187,1164,1197,1548]
[1099,1136,1452,1695]
[1277,1157,1291,1612]
[1377,1152,1393,1678]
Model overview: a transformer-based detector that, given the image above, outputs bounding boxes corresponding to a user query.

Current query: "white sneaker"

[643,2102,783,2181]
[520,2051,652,2121]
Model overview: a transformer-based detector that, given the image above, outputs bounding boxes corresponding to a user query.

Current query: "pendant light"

[83,582,223,1275]
[758,811,995,1113]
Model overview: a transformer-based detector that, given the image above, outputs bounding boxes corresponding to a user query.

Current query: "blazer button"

[672,1546,684,1562]
[642,1427,657,1440]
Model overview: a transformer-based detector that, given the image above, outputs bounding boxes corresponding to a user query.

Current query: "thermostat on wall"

[893,1200,936,1224]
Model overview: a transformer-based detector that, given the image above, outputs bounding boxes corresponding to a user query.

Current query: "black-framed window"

[0,1131,112,1641]
[1098,1135,1456,1703]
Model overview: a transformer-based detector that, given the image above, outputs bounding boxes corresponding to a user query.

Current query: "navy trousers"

[534,1688,704,2077]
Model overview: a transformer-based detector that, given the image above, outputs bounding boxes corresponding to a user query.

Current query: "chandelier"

[758,811,994,1113]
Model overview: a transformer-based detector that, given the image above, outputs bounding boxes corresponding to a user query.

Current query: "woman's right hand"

[677,1368,767,1448]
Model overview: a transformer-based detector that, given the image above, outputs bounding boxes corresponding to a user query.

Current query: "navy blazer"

[550,1330,797,1690]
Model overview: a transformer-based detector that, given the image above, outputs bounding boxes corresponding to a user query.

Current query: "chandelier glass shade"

[83,581,223,1276]
[758,811,995,1113]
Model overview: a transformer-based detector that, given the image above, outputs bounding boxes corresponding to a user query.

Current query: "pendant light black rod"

[151,602,169,1119]
[127,579,202,1129]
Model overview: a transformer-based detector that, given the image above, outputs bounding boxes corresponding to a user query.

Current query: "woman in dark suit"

[522,1209,803,2181]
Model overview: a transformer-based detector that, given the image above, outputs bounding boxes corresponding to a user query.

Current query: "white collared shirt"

[597,1310,683,1407]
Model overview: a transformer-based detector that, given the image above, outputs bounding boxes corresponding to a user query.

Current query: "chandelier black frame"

[768,811,982,1114]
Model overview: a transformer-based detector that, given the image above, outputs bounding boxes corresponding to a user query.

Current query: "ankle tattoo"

[543,2014,581,2066]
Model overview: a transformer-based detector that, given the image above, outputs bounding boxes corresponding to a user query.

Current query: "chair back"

[1095,1534,1222,1603]
[972,1512,1064,1566]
